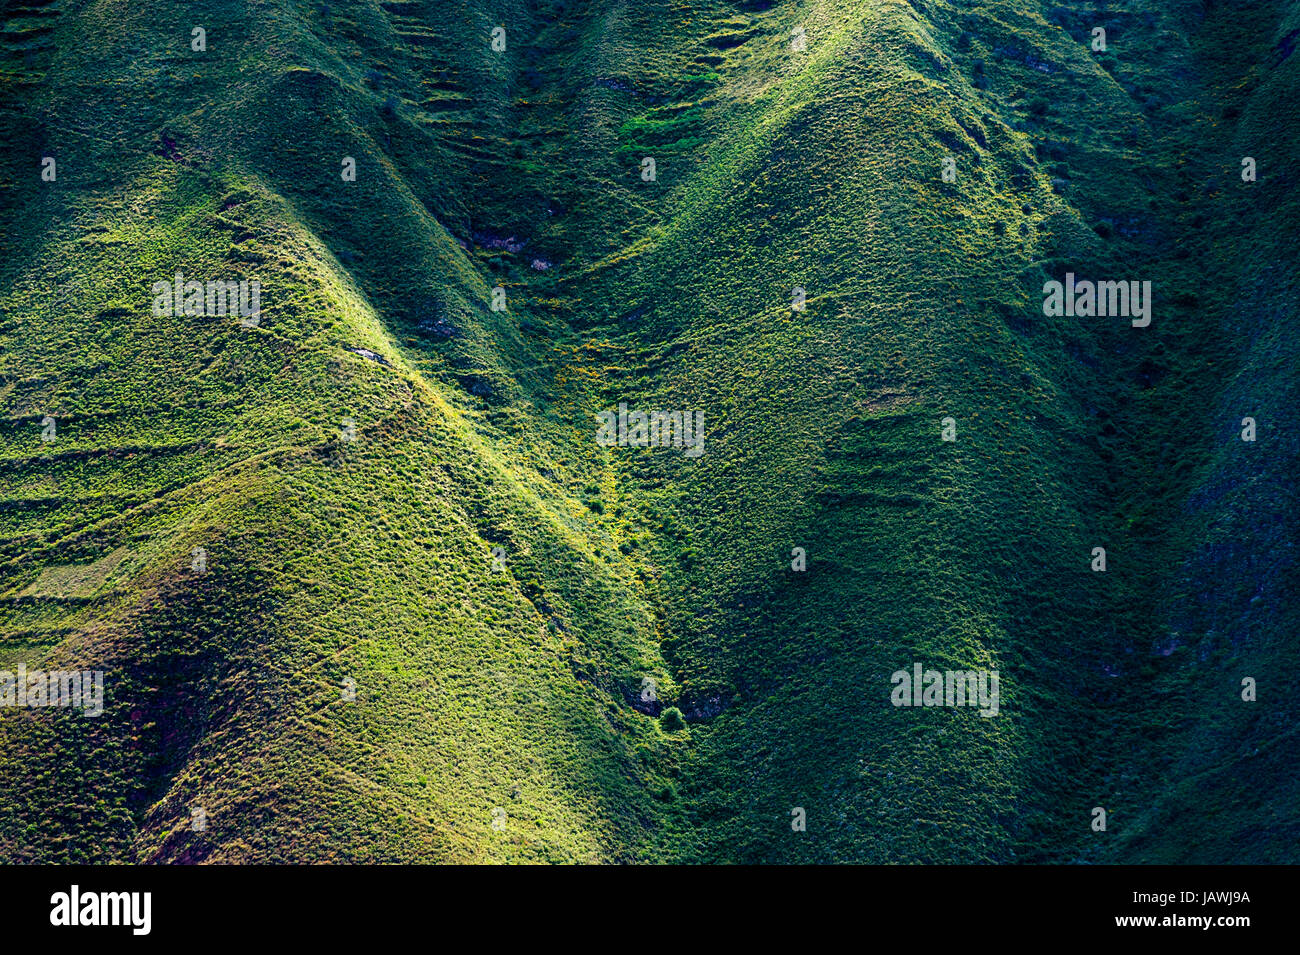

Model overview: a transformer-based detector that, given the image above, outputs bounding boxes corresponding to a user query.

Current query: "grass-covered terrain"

[0,0,1295,863]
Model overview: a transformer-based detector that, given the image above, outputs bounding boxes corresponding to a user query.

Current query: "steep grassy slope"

[0,0,1295,863]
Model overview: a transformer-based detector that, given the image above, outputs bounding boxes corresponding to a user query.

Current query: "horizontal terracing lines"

[0,0,62,106]
[373,0,574,189]
[375,0,504,169]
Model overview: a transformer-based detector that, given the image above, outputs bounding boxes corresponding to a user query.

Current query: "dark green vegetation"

[0,0,1296,863]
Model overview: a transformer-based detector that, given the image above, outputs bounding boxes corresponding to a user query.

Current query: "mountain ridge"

[0,0,1296,863]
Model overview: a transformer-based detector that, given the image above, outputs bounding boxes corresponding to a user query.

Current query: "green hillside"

[0,0,1295,863]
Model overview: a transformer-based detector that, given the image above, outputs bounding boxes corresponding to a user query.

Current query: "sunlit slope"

[0,0,674,863]
[581,0,1139,863]
[544,0,1300,862]
[0,0,1295,863]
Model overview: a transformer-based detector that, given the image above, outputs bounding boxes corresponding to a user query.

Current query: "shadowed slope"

[0,0,1295,863]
